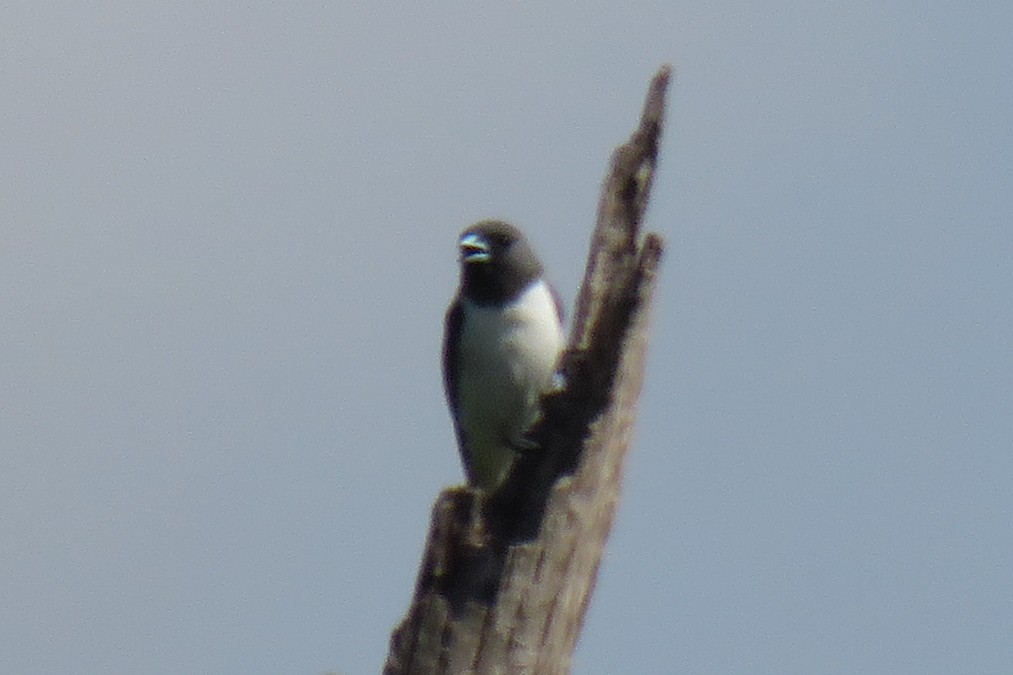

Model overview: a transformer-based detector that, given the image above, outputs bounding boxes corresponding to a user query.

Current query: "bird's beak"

[459,233,491,263]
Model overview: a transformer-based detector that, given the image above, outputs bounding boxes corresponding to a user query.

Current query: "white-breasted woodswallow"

[443,220,565,491]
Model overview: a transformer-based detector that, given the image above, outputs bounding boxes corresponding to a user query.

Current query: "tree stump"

[385,64,672,675]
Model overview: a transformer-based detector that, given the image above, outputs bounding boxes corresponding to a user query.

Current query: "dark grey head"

[458,220,544,305]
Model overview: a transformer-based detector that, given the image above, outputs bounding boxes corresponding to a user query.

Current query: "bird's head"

[458,220,543,305]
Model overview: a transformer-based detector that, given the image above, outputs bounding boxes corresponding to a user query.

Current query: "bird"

[442,220,565,491]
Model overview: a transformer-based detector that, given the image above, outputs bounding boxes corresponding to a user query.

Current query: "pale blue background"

[2,2,1011,673]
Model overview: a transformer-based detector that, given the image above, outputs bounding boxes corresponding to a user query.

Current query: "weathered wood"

[385,65,672,675]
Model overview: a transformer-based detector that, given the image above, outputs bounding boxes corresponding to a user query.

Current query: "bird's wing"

[442,299,473,482]
[549,282,566,327]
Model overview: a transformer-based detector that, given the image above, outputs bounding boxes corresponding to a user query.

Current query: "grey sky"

[2,2,1011,673]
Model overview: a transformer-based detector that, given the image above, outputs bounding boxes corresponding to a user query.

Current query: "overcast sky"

[2,2,1011,673]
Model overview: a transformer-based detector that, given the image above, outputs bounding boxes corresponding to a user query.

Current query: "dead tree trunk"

[384,65,672,675]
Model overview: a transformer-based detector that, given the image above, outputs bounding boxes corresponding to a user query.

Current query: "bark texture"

[385,65,672,675]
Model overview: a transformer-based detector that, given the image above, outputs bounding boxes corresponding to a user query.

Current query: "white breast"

[456,279,564,488]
